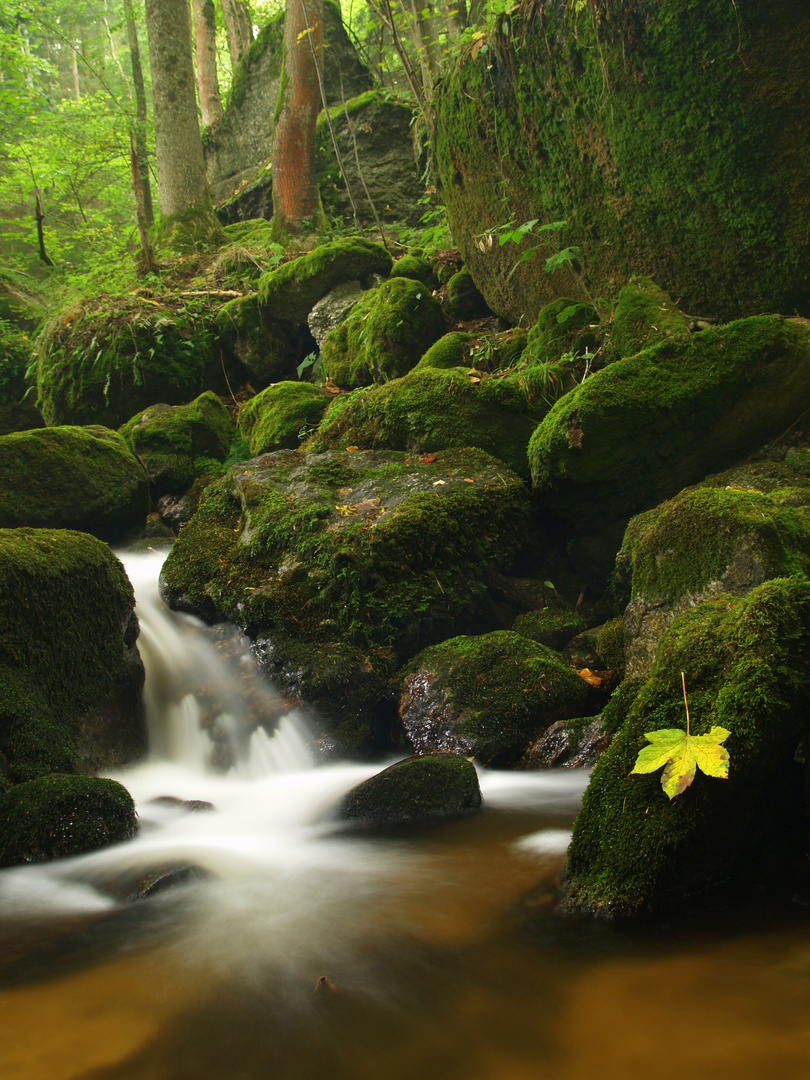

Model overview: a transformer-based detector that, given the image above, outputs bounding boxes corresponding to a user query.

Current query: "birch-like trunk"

[193,0,223,126]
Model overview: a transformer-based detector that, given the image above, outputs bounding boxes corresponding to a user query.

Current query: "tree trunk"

[193,0,223,126]
[34,191,54,267]
[130,132,158,275]
[123,0,155,226]
[271,0,325,237]
[144,0,210,218]
[220,0,252,69]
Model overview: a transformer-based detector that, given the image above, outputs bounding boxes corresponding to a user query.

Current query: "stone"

[339,754,482,824]
[238,381,330,455]
[521,717,611,769]
[307,280,363,347]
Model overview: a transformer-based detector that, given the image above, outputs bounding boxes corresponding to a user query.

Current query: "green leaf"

[631,726,731,799]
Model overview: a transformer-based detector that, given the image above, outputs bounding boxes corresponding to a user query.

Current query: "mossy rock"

[222,218,278,246]
[0,775,137,866]
[609,277,690,360]
[530,316,810,533]
[339,754,482,824]
[595,616,625,676]
[120,391,235,495]
[560,575,810,919]
[512,608,586,651]
[37,297,222,428]
[0,529,144,783]
[398,630,590,765]
[0,320,42,435]
[415,332,474,371]
[238,382,330,456]
[306,367,541,477]
[159,447,531,657]
[522,298,600,364]
[322,277,445,388]
[0,426,148,542]
[618,474,810,677]
[599,676,645,738]
[214,294,310,386]
[445,267,491,321]
[434,0,810,324]
[257,238,392,323]
[469,328,528,372]
[390,254,434,287]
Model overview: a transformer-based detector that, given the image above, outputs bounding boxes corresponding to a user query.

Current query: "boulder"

[398,630,589,766]
[215,295,311,385]
[521,298,600,365]
[559,575,810,919]
[339,754,482,824]
[120,391,235,495]
[159,447,531,658]
[307,280,363,348]
[444,267,491,321]
[0,529,146,783]
[521,717,611,769]
[390,254,434,287]
[306,367,541,476]
[530,316,810,533]
[238,382,330,456]
[608,278,690,360]
[415,332,474,371]
[0,775,137,866]
[512,608,586,651]
[0,426,148,542]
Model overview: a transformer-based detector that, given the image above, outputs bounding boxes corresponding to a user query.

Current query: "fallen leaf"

[463,478,474,483]
[335,504,358,516]
[336,487,353,497]
[433,479,446,486]
[419,453,438,463]
[345,445,359,452]
[578,668,603,687]
[631,726,730,799]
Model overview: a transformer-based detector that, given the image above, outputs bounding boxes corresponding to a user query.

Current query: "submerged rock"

[339,753,482,824]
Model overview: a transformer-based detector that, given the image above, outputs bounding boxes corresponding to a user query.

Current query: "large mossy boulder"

[306,368,541,476]
[214,295,311,386]
[339,754,482,824]
[608,278,690,360]
[159,447,530,657]
[618,470,810,678]
[0,530,146,784]
[398,630,589,766]
[529,316,810,533]
[257,238,392,324]
[0,426,148,542]
[238,382,330,455]
[322,277,445,388]
[559,575,810,919]
[434,0,810,324]
[120,391,235,495]
[0,775,137,866]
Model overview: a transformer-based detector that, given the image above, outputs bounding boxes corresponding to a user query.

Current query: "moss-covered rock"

[0,319,42,435]
[609,277,690,360]
[530,315,810,533]
[257,238,392,323]
[398,630,589,765]
[214,294,310,385]
[306,367,541,476]
[618,473,810,677]
[321,277,445,388]
[159,447,531,658]
[390,253,434,286]
[521,716,611,769]
[434,0,810,324]
[339,754,482,824]
[560,575,810,918]
[238,382,330,456]
[0,426,148,542]
[512,608,586,651]
[0,530,145,784]
[120,391,235,495]
[0,775,137,866]
[522,298,600,364]
[445,267,491,321]
[415,332,474,371]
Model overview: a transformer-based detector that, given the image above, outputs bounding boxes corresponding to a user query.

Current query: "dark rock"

[339,753,482,824]
[445,267,491,321]
[521,717,611,769]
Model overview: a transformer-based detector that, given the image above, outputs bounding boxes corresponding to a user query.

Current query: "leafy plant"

[631,673,731,799]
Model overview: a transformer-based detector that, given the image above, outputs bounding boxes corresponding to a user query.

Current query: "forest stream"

[2,552,810,1080]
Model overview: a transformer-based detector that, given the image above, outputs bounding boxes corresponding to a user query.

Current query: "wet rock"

[521,717,611,769]
[339,753,482,824]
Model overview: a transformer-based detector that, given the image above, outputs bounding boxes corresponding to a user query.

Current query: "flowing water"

[3,552,810,1080]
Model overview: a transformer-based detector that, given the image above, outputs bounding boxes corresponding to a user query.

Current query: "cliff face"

[434,0,810,325]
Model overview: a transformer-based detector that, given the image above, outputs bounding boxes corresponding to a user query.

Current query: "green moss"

[400,630,589,764]
[306,367,541,476]
[390,254,434,286]
[0,775,136,865]
[595,616,626,674]
[222,219,278,246]
[238,382,329,455]
[599,676,644,737]
[322,277,445,388]
[0,319,41,434]
[445,267,490,321]
[561,575,810,918]
[530,315,810,532]
[609,277,690,360]
[340,754,482,823]
[257,237,392,323]
[434,0,810,324]
[0,426,148,541]
[512,608,586,650]
[415,332,474,371]
[120,391,234,494]
[155,200,228,256]
[0,530,135,782]
[522,298,600,363]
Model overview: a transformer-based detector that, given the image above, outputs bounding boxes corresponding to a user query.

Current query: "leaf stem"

[681,671,690,737]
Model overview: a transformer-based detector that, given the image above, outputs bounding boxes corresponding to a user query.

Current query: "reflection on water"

[2,551,810,1080]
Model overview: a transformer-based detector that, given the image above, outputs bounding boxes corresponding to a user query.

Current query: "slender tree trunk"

[70,27,81,99]
[144,0,210,217]
[103,0,129,88]
[271,0,325,236]
[35,191,54,267]
[130,132,158,274]
[220,0,252,69]
[123,0,154,227]
[193,0,223,126]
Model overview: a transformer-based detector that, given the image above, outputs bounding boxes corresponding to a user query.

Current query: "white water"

[0,549,589,984]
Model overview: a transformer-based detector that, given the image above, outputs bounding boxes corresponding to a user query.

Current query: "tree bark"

[144,0,210,218]
[130,132,158,275]
[123,0,155,226]
[35,191,54,267]
[220,0,252,69]
[193,0,223,126]
[271,0,325,236]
